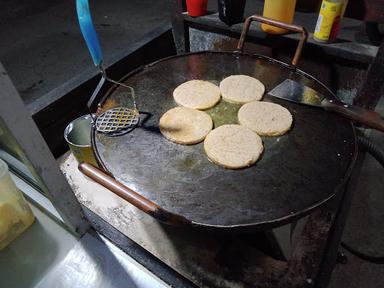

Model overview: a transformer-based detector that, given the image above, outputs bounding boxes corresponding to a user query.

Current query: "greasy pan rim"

[91,50,358,231]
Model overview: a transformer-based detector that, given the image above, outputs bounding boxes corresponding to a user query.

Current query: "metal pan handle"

[236,15,308,66]
[78,163,191,226]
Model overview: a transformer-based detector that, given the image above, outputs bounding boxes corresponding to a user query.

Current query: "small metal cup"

[64,114,98,166]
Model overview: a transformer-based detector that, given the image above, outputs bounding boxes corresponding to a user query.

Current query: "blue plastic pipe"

[76,0,103,66]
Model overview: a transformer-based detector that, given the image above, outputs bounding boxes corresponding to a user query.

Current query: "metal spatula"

[268,79,384,132]
[76,0,139,136]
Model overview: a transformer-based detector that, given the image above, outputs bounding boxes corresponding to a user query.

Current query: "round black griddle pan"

[80,17,357,231]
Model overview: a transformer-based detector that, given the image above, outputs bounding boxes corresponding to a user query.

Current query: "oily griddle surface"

[94,52,356,229]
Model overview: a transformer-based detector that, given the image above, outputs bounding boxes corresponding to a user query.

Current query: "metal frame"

[354,39,384,109]
[171,0,189,54]
[168,3,384,287]
[0,62,89,235]
[235,15,308,66]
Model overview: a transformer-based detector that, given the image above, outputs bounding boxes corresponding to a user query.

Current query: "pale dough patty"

[173,80,221,110]
[238,101,293,136]
[204,124,263,169]
[160,107,213,145]
[220,75,265,104]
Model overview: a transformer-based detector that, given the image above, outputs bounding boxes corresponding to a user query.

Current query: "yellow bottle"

[262,0,297,34]
[0,159,35,250]
[313,0,344,42]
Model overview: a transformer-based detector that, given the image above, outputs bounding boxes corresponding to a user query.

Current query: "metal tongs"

[76,0,139,136]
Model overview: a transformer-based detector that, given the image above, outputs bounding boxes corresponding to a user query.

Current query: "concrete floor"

[1,0,384,287]
[329,98,384,288]
[0,0,172,105]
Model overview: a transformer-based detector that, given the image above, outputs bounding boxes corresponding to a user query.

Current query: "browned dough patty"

[204,124,263,169]
[238,101,293,136]
[219,75,265,104]
[173,80,221,110]
[160,107,213,145]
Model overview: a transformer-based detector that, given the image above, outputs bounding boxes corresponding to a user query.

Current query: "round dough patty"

[160,107,213,145]
[173,80,221,110]
[238,101,293,136]
[204,124,263,169]
[220,75,265,104]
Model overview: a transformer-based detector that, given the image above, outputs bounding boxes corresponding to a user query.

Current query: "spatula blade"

[268,79,325,107]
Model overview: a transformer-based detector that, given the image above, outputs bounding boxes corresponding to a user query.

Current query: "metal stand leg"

[171,0,190,54]
[354,39,384,109]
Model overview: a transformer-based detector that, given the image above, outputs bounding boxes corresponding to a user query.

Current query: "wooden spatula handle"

[322,99,384,132]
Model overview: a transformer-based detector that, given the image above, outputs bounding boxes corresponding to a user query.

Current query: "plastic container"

[313,0,345,43]
[186,0,208,17]
[218,0,246,26]
[0,158,35,250]
[261,0,297,34]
